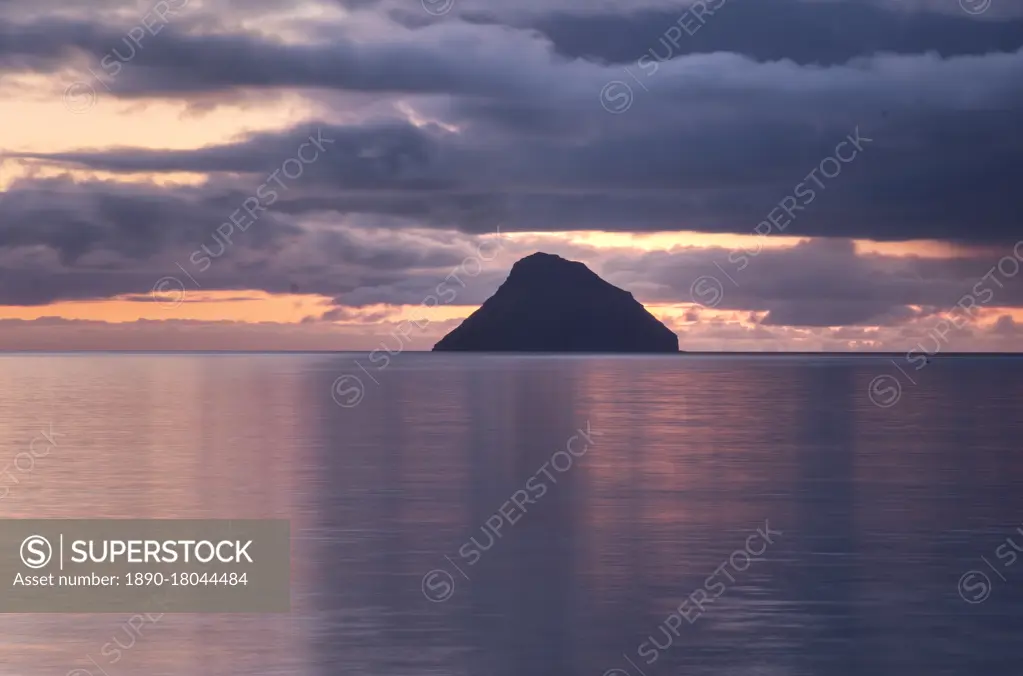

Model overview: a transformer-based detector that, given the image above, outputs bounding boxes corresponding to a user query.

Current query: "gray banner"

[0,519,289,612]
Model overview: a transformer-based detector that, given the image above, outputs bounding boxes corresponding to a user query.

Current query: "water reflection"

[1,354,1022,676]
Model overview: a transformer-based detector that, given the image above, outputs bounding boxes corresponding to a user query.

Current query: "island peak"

[432,252,678,353]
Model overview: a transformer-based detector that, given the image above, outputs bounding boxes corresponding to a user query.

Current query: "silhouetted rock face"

[433,252,679,352]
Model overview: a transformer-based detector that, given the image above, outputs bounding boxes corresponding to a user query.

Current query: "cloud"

[526,0,1023,66]
[13,86,1023,245]
[991,313,1022,335]
[601,238,1023,326]
[0,175,506,306]
[3,3,1022,252]
[2,0,1022,350]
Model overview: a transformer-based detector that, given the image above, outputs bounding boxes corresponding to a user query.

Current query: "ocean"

[1,353,1022,675]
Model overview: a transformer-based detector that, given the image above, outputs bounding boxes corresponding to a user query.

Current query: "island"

[433,252,680,352]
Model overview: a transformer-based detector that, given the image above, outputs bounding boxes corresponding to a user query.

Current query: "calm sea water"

[1,353,1023,676]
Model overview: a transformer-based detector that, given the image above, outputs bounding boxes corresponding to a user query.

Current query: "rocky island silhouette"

[433,252,679,352]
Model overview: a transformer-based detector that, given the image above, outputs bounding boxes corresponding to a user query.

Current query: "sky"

[0,0,1022,351]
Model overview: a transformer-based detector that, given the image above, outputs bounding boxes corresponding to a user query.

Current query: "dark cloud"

[0,16,547,99]
[16,101,1023,245]
[602,238,1023,327]
[340,0,1023,22]
[0,173,501,306]
[0,178,301,267]
[13,122,459,191]
[992,314,1021,335]
[4,167,1022,332]
[759,300,909,327]
[526,0,1023,66]
[4,5,1021,248]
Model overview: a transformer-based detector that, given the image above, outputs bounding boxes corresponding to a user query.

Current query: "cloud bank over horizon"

[0,0,1020,350]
